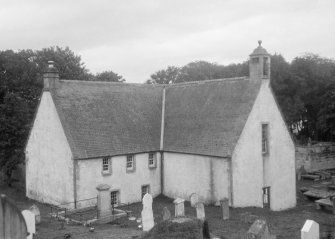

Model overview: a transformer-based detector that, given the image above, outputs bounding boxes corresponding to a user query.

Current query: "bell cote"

[249,40,271,80]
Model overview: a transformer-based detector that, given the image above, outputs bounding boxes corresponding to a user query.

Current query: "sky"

[1,0,335,83]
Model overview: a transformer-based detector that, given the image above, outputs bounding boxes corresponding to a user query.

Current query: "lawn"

[1,179,335,238]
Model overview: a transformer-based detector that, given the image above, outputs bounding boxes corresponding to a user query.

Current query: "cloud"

[1,0,335,82]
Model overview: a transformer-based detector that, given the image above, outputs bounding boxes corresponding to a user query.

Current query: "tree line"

[1,46,335,184]
[147,54,335,143]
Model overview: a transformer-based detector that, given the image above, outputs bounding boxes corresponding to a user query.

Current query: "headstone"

[96,184,111,220]
[202,220,210,239]
[195,202,205,221]
[173,198,185,217]
[190,193,199,207]
[22,210,36,239]
[220,198,229,220]
[247,219,270,239]
[332,176,335,185]
[29,204,41,224]
[162,207,171,221]
[301,220,319,239]
[141,193,154,231]
[0,194,28,239]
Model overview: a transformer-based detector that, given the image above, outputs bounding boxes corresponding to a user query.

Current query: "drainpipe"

[160,87,166,194]
[72,157,77,209]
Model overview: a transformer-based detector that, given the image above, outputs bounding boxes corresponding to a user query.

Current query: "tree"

[94,70,125,82]
[0,46,124,185]
[147,66,181,84]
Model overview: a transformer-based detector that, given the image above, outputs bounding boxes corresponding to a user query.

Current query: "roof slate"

[164,78,262,157]
[50,77,262,159]
[51,81,163,159]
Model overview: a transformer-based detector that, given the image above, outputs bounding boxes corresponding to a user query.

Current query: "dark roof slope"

[51,80,163,159]
[163,78,262,157]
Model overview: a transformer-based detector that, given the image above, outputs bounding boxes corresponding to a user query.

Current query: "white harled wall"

[25,92,74,206]
[232,80,296,211]
[163,152,230,204]
[76,152,161,207]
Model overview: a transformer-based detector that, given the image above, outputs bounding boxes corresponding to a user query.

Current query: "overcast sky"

[1,0,335,83]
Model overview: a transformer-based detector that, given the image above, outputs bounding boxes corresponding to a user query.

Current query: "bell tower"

[249,40,270,80]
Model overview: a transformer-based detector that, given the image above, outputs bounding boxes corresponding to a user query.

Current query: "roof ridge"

[58,79,163,87]
[166,76,248,87]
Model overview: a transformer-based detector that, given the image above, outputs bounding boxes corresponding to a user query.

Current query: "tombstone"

[162,207,171,221]
[202,220,211,239]
[141,193,154,231]
[220,198,229,220]
[189,193,199,207]
[332,176,335,185]
[173,198,185,217]
[22,210,36,239]
[0,194,28,239]
[29,204,41,224]
[301,220,319,239]
[195,202,205,221]
[247,219,270,239]
[96,184,111,219]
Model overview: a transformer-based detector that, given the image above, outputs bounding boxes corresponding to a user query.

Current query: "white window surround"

[126,155,135,172]
[111,190,120,206]
[141,185,150,198]
[148,152,157,168]
[102,157,111,175]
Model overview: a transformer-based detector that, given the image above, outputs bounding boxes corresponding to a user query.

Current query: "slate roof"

[50,77,262,159]
[51,80,163,159]
[163,78,262,157]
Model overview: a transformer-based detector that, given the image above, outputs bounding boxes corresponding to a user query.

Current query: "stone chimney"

[249,40,271,80]
[43,61,59,91]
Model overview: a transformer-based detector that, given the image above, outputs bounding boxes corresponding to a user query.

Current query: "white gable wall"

[25,92,74,206]
[163,152,230,204]
[76,152,161,208]
[232,80,296,211]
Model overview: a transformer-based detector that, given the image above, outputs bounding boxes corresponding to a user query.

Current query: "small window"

[148,152,156,168]
[263,57,269,76]
[252,57,259,63]
[141,185,150,199]
[262,124,269,154]
[111,190,120,206]
[102,157,111,174]
[126,155,135,172]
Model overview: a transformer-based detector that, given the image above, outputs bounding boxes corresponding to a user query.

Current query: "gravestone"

[22,210,36,239]
[220,198,229,220]
[96,184,111,220]
[162,207,171,221]
[195,202,205,221]
[301,220,319,239]
[0,194,28,239]
[29,204,41,224]
[202,220,210,239]
[247,219,270,239]
[141,193,154,231]
[190,193,199,207]
[173,198,185,217]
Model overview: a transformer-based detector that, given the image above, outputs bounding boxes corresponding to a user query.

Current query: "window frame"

[262,123,269,155]
[110,190,120,207]
[102,157,111,175]
[126,154,136,172]
[141,185,150,199]
[148,152,157,168]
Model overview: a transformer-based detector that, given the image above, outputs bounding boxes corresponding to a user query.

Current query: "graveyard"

[1,176,335,239]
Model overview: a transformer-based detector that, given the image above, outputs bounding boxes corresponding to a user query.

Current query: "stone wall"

[296,142,335,172]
